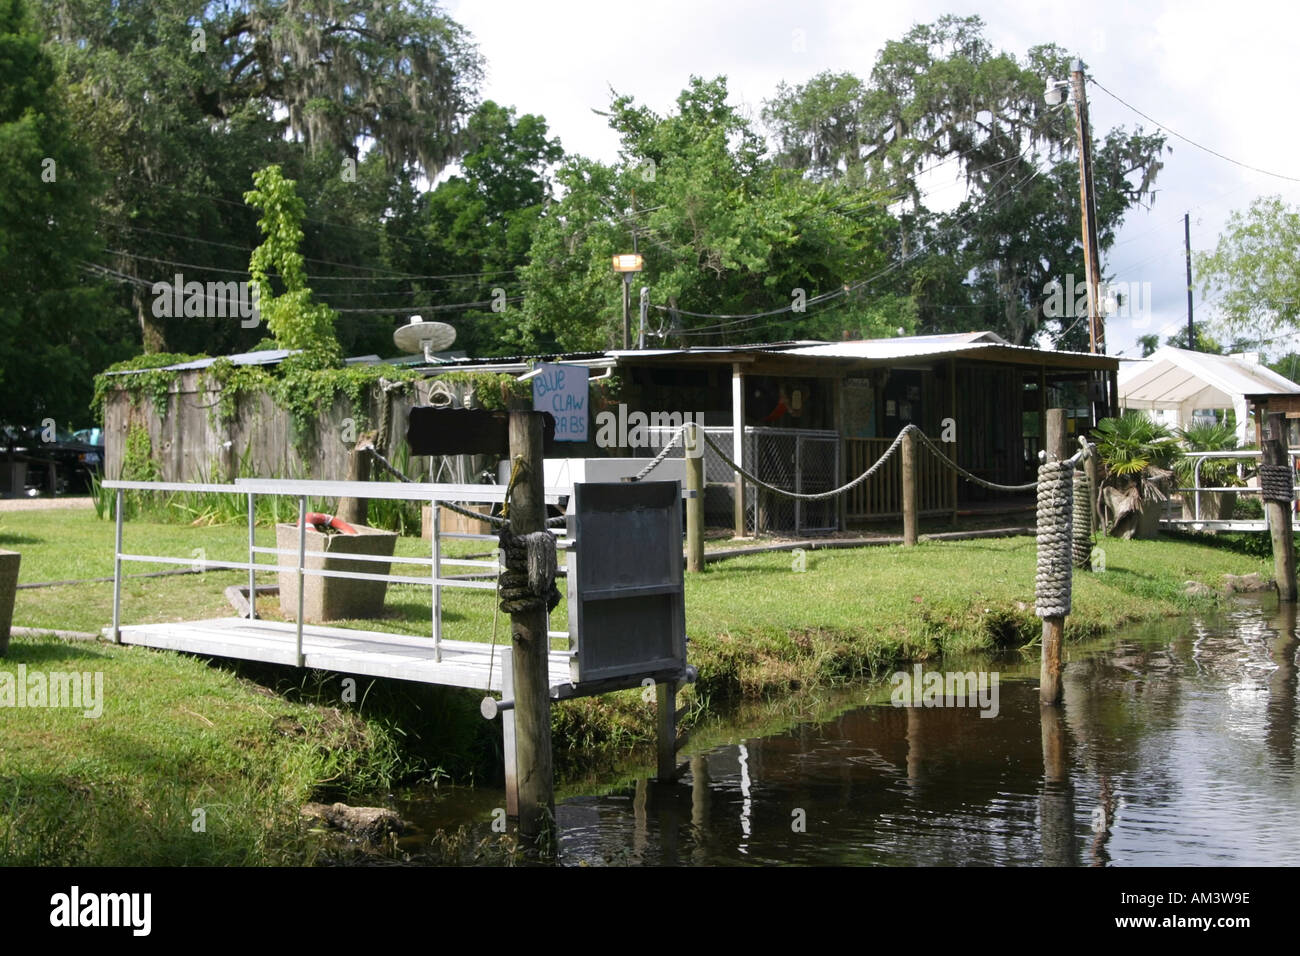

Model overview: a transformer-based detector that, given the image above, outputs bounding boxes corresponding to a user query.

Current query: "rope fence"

[372,423,1097,621]
[630,421,1072,498]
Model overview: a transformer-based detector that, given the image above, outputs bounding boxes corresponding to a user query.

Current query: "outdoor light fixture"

[1044,79,1069,106]
[612,254,645,349]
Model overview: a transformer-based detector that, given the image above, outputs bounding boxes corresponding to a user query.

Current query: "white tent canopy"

[1117,346,1300,444]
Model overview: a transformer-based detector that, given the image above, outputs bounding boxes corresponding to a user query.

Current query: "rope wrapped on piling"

[1036,459,1075,618]
[1072,467,1094,570]
[496,528,561,615]
[1259,463,1295,503]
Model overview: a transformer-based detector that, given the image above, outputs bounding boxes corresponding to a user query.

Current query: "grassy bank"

[0,632,401,865]
[0,506,1273,862]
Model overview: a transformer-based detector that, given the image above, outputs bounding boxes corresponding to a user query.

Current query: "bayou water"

[398,595,1300,865]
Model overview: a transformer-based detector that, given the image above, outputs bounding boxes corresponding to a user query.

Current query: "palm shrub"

[1174,421,1247,520]
[1091,412,1182,537]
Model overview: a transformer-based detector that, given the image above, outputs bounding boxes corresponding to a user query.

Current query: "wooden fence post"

[685,423,704,572]
[507,411,555,845]
[1083,449,1101,536]
[337,437,373,527]
[902,428,918,546]
[1041,409,1070,705]
[1263,412,1297,602]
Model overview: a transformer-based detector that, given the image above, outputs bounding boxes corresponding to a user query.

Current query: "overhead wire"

[1090,78,1300,184]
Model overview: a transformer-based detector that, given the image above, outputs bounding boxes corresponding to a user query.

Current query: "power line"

[99,247,517,285]
[1091,78,1300,184]
[97,219,515,282]
[84,259,522,317]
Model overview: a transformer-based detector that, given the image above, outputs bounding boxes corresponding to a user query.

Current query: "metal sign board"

[406,407,555,456]
[531,364,588,442]
[566,481,686,685]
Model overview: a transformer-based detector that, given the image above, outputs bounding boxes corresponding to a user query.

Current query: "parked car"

[1,423,104,495]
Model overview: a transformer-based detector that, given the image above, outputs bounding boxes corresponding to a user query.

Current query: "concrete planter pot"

[275,524,398,624]
[1180,490,1238,523]
[0,550,19,656]
[1136,498,1164,539]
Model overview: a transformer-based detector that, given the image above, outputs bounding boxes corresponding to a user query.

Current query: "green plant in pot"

[1091,412,1182,538]
[1174,420,1247,522]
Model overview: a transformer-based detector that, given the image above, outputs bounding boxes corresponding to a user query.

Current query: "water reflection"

[403,596,1300,866]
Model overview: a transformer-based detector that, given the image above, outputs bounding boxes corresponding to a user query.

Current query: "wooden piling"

[902,428,918,546]
[1041,408,1069,706]
[686,423,704,573]
[507,411,555,842]
[1083,448,1101,536]
[336,437,372,527]
[656,679,678,781]
[1263,412,1297,602]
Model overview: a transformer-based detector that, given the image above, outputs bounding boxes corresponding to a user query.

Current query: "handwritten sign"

[532,363,588,442]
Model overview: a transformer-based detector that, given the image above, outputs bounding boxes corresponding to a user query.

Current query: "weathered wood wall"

[102,372,445,483]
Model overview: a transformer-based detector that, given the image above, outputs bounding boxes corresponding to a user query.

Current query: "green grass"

[0,632,401,865]
[1,505,1274,862]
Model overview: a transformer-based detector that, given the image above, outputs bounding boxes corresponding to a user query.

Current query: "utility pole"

[1069,60,1109,423]
[1070,60,1103,356]
[1185,212,1195,350]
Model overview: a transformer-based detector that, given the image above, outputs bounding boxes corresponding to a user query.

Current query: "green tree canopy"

[0,0,131,426]
[1197,195,1300,346]
[37,0,481,355]
[517,76,902,352]
[761,15,1167,348]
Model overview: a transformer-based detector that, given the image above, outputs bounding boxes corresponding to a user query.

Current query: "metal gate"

[645,425,840,535]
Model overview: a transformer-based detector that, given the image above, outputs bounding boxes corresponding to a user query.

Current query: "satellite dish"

[394,315,456,363]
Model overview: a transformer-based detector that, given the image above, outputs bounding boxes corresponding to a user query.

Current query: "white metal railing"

[102,478,571,666]
[1170,450,1300,524]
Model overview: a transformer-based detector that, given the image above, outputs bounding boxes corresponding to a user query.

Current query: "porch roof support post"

[835,376,847,533]
[732,363,745,538]
[949,359,959,526]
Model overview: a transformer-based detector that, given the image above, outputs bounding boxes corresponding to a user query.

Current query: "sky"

[445,0,1300,361]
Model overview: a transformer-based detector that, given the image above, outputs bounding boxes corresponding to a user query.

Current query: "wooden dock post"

[1083,447,1101,536]
[1041,409,1070,705]
[685,423,705,573]
[902,428,918,546]
[656,678,678,781]
[507,410,555,843]
[1263,412,1297,602]
[336,438,372,527]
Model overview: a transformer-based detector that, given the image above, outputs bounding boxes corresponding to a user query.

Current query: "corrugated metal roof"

[779,332,1107,364]
[102,349,298,375]
[604,331,1116,366]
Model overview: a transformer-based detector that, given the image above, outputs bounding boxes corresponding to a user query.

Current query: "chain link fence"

[646,425,840,535]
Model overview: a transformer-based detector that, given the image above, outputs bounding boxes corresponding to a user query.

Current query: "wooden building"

[100,332,1117,535]
[432,331,1119,533]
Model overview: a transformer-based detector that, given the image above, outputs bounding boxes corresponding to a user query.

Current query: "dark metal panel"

[567,481,687,685]
[407,407,555,456]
